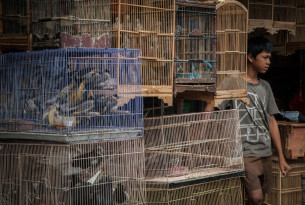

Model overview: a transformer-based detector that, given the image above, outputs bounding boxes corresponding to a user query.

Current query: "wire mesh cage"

[0,138,145,205]
[0,0,32,53]
[31,0,111,49]
[216,0,248,106]
[146,175,244,205]
[0,48,143,141]
[144,109,243,184]
[111,0,175,106]
[175,1,216,86]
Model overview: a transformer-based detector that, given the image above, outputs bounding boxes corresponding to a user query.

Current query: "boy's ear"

[247,53,255,63]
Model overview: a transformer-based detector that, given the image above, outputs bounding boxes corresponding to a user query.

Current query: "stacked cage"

[31,0,111,49]
[215,0,249,107]
[0,139,145,205]
[291,1,305,43]
[174,1,217,95]
[144,109,244,204]
[111,0,175,106]
[0,48,146,204]
[240,0,297,34]
[265,157,305,205]
[0,48,142,141]
[0,0,32,53]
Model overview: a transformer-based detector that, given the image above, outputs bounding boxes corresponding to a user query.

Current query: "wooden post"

[0,0,2,34]
[118,0,121,48]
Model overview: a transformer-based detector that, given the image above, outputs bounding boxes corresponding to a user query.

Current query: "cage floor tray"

[0,129,142,143]
[145,168,243,184]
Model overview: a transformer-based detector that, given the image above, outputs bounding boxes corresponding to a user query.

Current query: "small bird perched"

[96,94,129,114]
[86,71,111,90]
[113,17,120,31]
[136,19,143,31]
[113,183,130,204]
[71,100,95,116]
[72,146,104,170]
[175,25,182,36]
[24,98,39,114]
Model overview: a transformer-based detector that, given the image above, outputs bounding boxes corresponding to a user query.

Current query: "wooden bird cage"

[146,175,244,205]
[31,0,111,49]
[265,157,305,205]
[0,0,32,53]
[0,138,145,205]
[111,0,176,106]
[0,48,143,142]
[144,109,244,184]
[241,0,297,34]
[174,1,217,96]
[214,0,249,107]
[290,1,305,43]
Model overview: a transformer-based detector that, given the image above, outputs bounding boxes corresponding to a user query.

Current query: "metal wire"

[0,138,145,205]
[144,109,244,183]
[0,48,143,136]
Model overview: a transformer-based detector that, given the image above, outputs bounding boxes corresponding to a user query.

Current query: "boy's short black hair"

[248,36,273,59]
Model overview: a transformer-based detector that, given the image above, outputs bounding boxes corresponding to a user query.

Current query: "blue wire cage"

[0,48,142,139]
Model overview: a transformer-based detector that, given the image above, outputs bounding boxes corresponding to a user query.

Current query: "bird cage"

[290,1,305,43]
[0,138,145,205]
[174,1,217,95]
[0,0,32,53]
[215,0,249,107]
[111,0,176,106]
[146,175,244,205]
[265,157,305,205]
[0,48,143,142]
[241,0,297,34]
[144,109,243,184]
[31,0,111,49]
[273,0,297,34]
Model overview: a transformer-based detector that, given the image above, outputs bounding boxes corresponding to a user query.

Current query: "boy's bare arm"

[269,115,292,176]
[204,103,214,112]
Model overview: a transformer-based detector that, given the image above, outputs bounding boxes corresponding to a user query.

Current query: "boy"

[205,37,291,205]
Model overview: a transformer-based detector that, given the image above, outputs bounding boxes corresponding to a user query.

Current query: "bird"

[95,175,114,205]
[87,71,111,90]
[175,25,182,36]
[123,35,131,49]
[71,100,95,116]
[24,98,39,114]
[113,183,130,204]
[72,146,104,170]
[113,17,120,31]
[136,19,143,31]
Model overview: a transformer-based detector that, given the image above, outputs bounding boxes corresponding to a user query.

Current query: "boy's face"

[248,51,271,74]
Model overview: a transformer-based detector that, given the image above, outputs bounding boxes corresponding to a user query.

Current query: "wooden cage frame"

[0,0,32,53]
[242,0,297,35]
[176,0,249,107]
[111,0,176,106]
[174,0,217,98]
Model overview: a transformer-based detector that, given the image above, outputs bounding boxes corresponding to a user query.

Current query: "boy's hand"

[279,158,292,176]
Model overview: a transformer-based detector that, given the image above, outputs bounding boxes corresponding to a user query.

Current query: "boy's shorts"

[241,156,273,193]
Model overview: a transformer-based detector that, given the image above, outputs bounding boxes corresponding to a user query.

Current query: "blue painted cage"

[0,48,142,138]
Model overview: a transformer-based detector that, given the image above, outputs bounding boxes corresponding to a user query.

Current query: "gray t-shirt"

[218,79,280,157]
